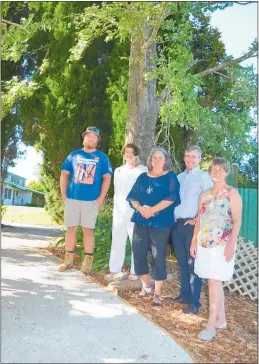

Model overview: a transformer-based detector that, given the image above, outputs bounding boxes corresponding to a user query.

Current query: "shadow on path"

[2,224,63,241]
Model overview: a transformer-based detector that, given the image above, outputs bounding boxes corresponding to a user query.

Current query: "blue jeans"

[171,220,202,308]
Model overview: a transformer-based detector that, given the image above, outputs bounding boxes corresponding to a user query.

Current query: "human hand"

[190,242,197,258]
[224,244,235,262]
[96,196,105,207]
[61,193,67,201]
[139,205,155,219]
[184,218,196,226]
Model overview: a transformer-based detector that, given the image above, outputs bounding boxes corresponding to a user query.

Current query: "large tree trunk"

[183,128,198,149]
[125,29,159,165]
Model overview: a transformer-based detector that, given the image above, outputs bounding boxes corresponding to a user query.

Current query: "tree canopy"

[2,1,257,221]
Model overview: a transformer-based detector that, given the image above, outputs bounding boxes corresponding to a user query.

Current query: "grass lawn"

[2,206,62,227]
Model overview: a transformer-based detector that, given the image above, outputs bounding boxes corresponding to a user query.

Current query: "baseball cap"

[81,126,101,139]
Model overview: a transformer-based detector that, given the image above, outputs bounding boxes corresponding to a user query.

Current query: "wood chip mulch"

[47,245,258,364]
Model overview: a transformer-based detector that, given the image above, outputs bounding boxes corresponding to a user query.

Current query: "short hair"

[122,143,140,156]
[147,147,171,171]
[185,145,202,157]
[209,158,231,175]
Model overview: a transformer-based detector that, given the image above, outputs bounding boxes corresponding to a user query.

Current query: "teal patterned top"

[197,187,233,248]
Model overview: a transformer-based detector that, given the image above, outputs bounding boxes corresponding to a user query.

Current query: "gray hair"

[147,147,171,171]
[185,145,202,157]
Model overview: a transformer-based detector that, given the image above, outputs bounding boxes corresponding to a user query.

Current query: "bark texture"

[125,29,159,165]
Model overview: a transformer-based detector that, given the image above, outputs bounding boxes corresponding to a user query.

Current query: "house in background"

[2,172,45,207]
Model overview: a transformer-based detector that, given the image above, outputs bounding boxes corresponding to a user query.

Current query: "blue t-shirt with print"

[126,171,181,228]
[61,149,112,201]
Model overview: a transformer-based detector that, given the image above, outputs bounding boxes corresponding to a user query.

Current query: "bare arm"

[224,189,242,262]
[190,193,205,258]
[131,201,141,210]
[60,170,70,201]
[131,201,149,218]
[151,200,173,214]
[96,173,112,206]
[135,200,174,219]
[228,189,242,246]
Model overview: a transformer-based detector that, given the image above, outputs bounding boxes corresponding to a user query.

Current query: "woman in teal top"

[127,147,180,306]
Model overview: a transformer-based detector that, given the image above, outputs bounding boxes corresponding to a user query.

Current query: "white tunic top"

[113,164,148,221]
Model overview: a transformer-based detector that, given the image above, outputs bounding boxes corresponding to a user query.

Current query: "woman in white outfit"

[190,158,242,341]
[108,144,147,280]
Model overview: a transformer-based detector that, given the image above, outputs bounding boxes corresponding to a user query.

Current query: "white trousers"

[109,216,135,274]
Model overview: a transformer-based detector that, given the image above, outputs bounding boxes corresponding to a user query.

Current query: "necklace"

[146,174,161,194]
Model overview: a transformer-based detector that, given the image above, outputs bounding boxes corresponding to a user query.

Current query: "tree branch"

[195,49,257,78]
[124,2,144,41]
[156,86,171,109]
[142,1,167,52]
[184,58,209,72]
[213,71,232,79]
[2,19,29,34]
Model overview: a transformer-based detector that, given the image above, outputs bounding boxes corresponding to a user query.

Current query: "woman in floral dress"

[190,158,242,341]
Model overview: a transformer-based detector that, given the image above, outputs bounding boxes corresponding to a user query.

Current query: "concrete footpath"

[1,223,193,363]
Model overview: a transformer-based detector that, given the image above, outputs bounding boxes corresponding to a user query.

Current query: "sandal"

[197,329,216,341]
[202,321,227,330]
[151,294,162,307]
[137,288,152,298]
[128,274,139,281]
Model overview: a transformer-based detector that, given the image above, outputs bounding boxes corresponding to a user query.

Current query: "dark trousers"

[171,221,202,308]
[132,225,171,281]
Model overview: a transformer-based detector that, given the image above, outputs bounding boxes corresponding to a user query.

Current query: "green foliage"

[1,205,7,218]
[26,180,45,192]
[56,199,131,271]
[107,40,129,171]
[42,173,64,224]
[2,1,258,222]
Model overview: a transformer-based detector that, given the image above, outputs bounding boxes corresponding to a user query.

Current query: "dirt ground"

[49,246,258,364]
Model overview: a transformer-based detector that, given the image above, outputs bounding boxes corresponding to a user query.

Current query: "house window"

[4,188,12,199]
[16,191,18,196]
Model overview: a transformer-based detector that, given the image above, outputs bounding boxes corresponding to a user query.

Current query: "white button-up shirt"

[174,166,213,219]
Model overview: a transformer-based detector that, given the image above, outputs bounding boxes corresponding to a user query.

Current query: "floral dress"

[194,187,236,281]
[197,187,233,248]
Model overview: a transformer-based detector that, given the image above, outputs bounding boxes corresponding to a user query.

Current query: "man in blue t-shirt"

[57,126,112,274]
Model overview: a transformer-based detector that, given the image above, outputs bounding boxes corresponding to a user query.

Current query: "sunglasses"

[87,127,100,134]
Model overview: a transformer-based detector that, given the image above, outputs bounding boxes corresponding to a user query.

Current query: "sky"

[9,2,258,184]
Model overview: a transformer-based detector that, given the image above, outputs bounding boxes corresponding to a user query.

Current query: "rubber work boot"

[81,255,94,274]
[57,252,74,272]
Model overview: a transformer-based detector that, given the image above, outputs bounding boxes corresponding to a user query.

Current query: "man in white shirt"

[168,146,213,314]
[108,144,147,280]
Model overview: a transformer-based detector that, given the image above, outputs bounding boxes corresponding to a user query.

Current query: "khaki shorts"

[64,198,99,229]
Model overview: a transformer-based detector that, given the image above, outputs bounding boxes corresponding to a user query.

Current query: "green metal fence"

[238,188,258,246]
